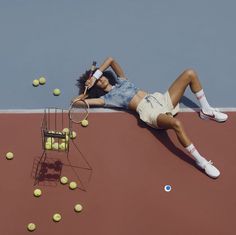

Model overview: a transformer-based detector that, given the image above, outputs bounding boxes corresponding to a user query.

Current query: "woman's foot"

[200,108,228,122]
[196,159,220,178]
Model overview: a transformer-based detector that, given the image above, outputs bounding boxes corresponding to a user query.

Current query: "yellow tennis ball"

[52,142,59,150]
[39,76,46,85]
[81,119,89,127]
[69,181,77,190]
[27,223,36,231]
[60,176,68,184]
[32,79,39,87]
[45,142,52,150]
[46,137,55,144]
[59,142,68,150]
[62,134,69,143]
[70,131,77,139]
[6,152,14,160]
[53,88,61,96]
[33,188,42,197]
[74,204,83,213]
[62,128,70,134]
[52,213,62,222]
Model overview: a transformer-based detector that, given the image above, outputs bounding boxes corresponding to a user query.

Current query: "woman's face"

[95,76,110,90]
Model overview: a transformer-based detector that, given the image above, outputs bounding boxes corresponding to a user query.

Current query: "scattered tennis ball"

[39,76,46,85]
[33,188,42,197]
[52,142,59,150]
[69,181,77,190]
[45,142,52,150]
[81,119,89,127]
[74,204,83,213]
[32,79,39,87]
[52,213,62,222]
[53,88,61,96]
[27,223,36,231]
[60,176,68,185]
[62,128,70,134]
[70,131,77,139]
[6,152,14,160]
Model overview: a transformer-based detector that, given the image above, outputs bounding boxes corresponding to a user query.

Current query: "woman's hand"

[85,76,97,89]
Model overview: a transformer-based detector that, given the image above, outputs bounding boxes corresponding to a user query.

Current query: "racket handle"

[83,86,88,95]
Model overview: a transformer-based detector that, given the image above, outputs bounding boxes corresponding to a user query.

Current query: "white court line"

[0,107,236,113]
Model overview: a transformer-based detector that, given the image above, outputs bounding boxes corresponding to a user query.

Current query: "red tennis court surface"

[0,111,235,235]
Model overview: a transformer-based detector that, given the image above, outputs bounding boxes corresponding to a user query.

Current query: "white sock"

[185,143,206,163]
[195,89,211,110]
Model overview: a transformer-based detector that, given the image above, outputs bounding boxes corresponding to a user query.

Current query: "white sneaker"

[200,108,228,122]
[196,160,220,178]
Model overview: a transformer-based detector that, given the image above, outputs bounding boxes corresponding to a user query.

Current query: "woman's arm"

[87,57,126,89]
[99,57,126,78]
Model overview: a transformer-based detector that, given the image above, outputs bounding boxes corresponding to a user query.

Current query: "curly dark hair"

[76,69,118,98]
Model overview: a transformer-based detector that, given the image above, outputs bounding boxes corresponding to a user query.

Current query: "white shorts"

[136,91,179,129]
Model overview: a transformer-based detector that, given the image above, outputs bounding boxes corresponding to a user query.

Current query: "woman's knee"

[171,118,183,131]
[184,68,198,80]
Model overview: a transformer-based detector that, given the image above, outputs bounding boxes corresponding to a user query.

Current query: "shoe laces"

[207,160,213,165]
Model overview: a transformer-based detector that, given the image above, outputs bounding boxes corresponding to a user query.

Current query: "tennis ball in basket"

[32,79,39,87]
[47,137,55,144]
[59,142,68,150]
[52,142,59,150]
[70,131,77,139]
[45,142,52,150]
[62,134,69,143]
[27,223,36,231]
[6,152,14,160]
[81,119,89,127]
[53,88,61,96]
[39,76,46,85]
[62,128,70,134]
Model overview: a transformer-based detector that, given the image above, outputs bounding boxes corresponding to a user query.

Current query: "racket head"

[69,98,89,124]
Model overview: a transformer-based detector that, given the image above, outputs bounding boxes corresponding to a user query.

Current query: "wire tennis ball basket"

[41,108,72,153]
[33,107,92,190]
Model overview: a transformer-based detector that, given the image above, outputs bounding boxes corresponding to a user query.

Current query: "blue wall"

[0,0,235,109]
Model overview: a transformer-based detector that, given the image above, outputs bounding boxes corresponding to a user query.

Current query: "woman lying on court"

[73,57,228,179]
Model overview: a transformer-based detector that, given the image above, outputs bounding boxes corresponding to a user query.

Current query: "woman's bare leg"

[156,114,191,147]
[168,69,202,107]
[156,113,220,178]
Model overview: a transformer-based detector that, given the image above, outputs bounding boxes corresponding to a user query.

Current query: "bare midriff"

[128,90,148,111]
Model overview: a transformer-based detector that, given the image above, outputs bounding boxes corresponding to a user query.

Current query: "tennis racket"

[69,61,97,124]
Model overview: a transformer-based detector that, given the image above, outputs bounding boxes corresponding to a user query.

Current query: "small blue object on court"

[164,185,172,192]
